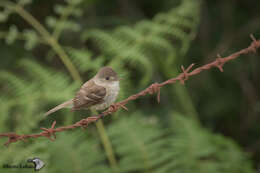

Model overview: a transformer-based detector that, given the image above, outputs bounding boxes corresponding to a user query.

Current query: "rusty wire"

[0,35,259,146]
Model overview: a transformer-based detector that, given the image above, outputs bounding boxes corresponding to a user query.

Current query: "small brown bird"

[45,67,120,116]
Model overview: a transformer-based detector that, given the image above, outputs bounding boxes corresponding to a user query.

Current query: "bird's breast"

[93,81,119,110]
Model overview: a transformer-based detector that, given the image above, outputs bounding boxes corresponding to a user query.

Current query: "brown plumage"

[72,80,106,110]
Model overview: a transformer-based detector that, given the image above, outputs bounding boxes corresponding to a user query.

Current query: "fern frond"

[106,112,253,173]
[81,0,200,90]
[108,113,166,172]
[67,48,105,73]
[157,112,254,173]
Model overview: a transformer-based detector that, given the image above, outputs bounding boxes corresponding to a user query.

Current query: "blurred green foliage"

[0,0,259,172]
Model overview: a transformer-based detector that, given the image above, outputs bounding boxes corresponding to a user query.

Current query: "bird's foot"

[107,102,128,114]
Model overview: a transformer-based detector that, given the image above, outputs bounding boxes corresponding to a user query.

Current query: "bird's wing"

[73,80,106,110]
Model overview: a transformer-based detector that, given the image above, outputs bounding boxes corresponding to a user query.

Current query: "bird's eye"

[106,77,110,80]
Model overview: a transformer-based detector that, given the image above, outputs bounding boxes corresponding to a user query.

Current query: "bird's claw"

[108,103,128,113]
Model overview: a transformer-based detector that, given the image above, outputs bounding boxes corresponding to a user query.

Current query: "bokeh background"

[0,0,260,172]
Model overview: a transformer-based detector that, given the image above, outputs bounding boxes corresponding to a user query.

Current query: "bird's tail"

[44,99,73,117]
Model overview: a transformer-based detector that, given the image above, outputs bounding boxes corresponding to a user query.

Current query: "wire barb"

[179,63,194,84]
[40,121,57,141]
[148,83,161,103]
[215,54,224,72]
[0,36,259,146]
[250,34,258,53]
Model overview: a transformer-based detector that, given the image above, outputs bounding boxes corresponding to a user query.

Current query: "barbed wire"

[0,35,259,146]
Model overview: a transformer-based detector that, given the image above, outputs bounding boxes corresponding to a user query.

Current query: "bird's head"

[95,67,120,85]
